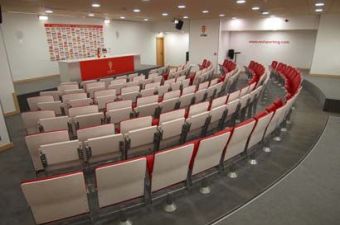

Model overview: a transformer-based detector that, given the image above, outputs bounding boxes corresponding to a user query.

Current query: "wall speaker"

[227,49,235,60]
[175,20,184,30]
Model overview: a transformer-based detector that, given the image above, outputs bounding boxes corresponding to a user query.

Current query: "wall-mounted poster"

[44,24,104,61]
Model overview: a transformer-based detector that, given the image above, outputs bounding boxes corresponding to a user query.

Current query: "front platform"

[59,54,151,81]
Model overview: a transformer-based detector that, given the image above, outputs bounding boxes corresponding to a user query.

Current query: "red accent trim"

[188,140,201,169]
[146,154,155,175]
[254,111,268,120]
[152,119,159,126]
[236,118,256,128]
[21,171,84,184]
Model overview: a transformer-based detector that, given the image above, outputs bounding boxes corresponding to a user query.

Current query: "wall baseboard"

[309,73,340,79]
[4,110,19,117]
[0,143,14,153]
[13,74,60,84]
[4,92,20,117]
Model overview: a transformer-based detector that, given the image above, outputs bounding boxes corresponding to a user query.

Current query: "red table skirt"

[80,55,135,81]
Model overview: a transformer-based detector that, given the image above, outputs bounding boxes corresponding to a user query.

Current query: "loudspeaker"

[175,20,184,30]
[0,5,2,24]
[186,51,189,62]
[227,49,235,60]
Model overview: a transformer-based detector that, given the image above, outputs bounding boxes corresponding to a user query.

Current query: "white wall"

[189,19,220,67]
[0,104,11,147]
[221,16,319,31]
[151,21,189,33]
[151,21,190,66]
[1,12,156,81]
[0,27,16,114]
[104,20,156,67]
[164,32,189,66]
[224,30,317,68]
[218,30,230,64]
[311,14,340,76]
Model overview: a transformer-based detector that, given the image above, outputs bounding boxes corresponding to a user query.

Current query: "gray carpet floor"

[213,115,340,225]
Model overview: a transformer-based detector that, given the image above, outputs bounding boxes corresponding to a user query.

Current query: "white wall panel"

[224,30,317,68]
[311,14,340,76]
[0,28,16,113]
[189,19,220,68]
[164,32,189,66]
[0,103,11,147]
[221,16,319,31]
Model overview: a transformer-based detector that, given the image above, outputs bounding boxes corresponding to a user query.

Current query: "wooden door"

[156,37,165,66]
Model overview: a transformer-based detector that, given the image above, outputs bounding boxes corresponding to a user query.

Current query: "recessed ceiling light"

[315,2,325,7]
[104,19,110,24]
[178,5,186,9]
[88,13,95,17]
[144,18,149,21]
[315,8,323,12]
[236,0,246,4]
[252,6,260,11]
[202,10,209,14]
[45,10,53,14]
[219,14,225,17]
[262,11,269,15]
[91,3,101,8]
[133,9,141,13]
[39,15,48,21]
[120,16,126,19]
[183,16,189,19]
[162,12,168,16]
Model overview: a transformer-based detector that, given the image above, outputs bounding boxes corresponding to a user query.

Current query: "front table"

[59,54,141,81]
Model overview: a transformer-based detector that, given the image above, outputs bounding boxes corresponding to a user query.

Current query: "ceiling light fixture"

[120,16,126,19]
[315,8,323,12]
[133,9,141,13]
[144,18,149,21]
[252,6,260,11]
[315,2,325,7]
[88,13,95,17]
[162,12,168,16]
[202,10,209,14]
[219,14,225,17]
[45,10,53,14]
[178,5,186,9]
[104,19,110,24]
[262,11,269,15]
[236,0,246,4]
[91,3,101,8]
[183,16,189,19]
[39,15,48,21]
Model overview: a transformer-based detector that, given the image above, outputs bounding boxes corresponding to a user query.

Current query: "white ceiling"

[0,0,339,21]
